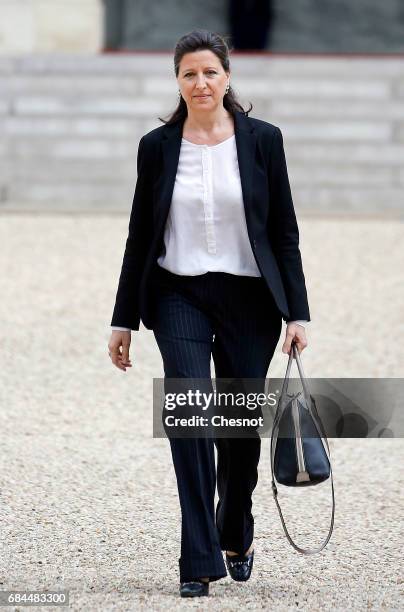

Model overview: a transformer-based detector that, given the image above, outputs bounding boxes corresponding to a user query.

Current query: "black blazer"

[111,110,310,330]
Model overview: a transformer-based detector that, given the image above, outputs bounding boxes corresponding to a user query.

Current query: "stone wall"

[104,0,404,53]
[270,0,404,53]
[0,0,103,53]
[1,1,403,54]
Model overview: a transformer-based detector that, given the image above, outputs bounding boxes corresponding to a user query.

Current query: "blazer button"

[253,239,257,250]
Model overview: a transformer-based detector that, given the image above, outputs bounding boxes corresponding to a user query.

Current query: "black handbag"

[270,341,335,554]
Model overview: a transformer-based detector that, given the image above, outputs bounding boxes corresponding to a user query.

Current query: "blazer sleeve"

[110,136,153,330]
[267,127,311,322]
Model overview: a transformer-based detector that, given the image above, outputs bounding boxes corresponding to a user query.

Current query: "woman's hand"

[108,330,132,371]
[282,322,308,356]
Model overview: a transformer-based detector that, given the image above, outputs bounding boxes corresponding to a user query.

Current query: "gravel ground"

[0,213,403,611]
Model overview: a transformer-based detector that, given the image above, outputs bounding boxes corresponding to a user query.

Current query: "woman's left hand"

[282,322,308,355]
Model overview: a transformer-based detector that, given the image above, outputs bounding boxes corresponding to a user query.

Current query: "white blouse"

[112,134,307,331]
[157,135,261,276]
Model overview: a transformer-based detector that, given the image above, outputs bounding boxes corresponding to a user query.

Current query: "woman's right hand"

[108,330,132,372]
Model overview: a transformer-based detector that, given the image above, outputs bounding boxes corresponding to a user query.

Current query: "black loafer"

[225,549,254,582]
[180,580,209,597]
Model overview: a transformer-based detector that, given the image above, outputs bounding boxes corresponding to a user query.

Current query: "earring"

[178,89,182,98]
[225,81,230,94]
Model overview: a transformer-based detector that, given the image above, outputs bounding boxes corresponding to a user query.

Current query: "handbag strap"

[270,341,336,554]
[270,459,336,555]
[280,342,311,408]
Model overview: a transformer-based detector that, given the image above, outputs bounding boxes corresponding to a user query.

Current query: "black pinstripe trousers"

[152,264,282,583]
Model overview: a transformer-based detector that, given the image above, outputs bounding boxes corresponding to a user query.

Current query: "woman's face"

[177,49,230,112]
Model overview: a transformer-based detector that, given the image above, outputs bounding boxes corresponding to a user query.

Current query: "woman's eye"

[185,71,216,77]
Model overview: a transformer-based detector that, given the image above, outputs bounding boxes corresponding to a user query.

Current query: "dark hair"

[158,29,253,125]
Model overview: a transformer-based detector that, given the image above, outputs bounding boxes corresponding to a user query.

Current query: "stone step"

[1,94,404,121]
[5,137,137,159]
[7,181,131,207]
[0,117,142,137]
[1,55,403,76]
[3,74,402,98]
[287,143,404,164]
[0,54,402,213]
[4,159,136,182]
[3,137,404,164]
[4,160,399,187]
[297,187,403,213]
[2,185,402,215]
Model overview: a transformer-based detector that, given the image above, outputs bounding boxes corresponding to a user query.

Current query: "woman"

[108,29,310,598]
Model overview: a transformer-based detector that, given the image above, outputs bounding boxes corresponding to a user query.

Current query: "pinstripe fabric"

[152,265,282,583]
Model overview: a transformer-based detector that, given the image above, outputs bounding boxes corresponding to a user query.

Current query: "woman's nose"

[195,76,207,88]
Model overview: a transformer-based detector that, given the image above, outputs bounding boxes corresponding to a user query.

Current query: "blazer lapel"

[153,118,183,230]
[233,110,257,229]
[154,110,257,233]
